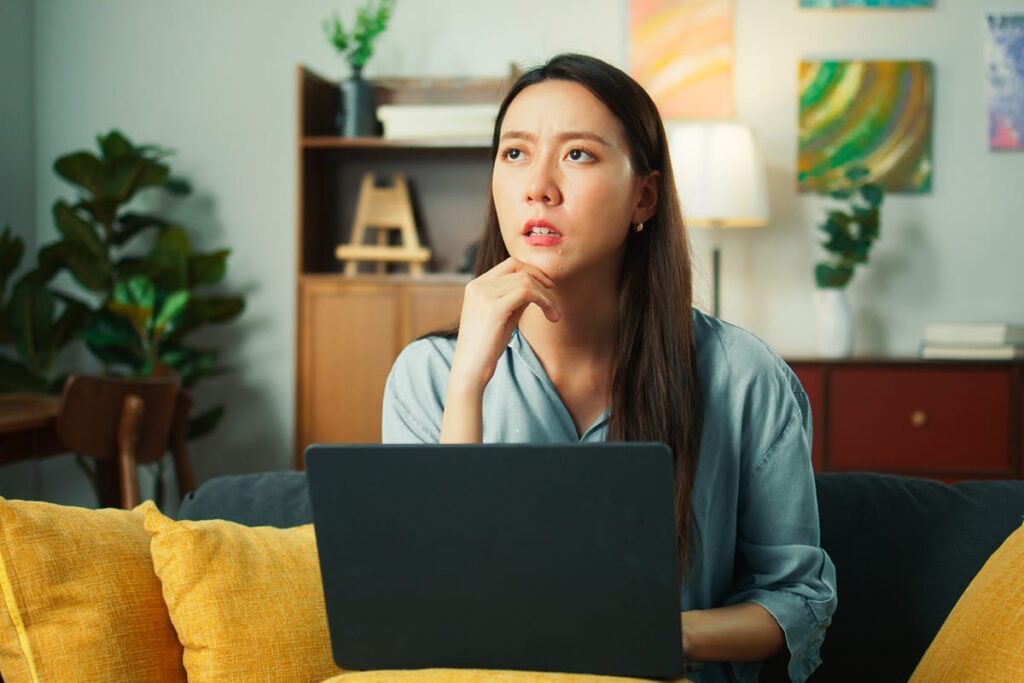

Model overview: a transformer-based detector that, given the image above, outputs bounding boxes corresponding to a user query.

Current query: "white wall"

[6,0,1023,503]
[0,0,35,254]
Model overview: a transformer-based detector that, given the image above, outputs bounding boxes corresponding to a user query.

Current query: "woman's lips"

[523,233,563,247]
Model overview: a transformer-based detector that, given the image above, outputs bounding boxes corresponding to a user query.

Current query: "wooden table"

[0,394,63,465]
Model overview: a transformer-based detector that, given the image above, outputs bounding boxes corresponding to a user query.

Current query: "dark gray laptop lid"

[306,443,685,679]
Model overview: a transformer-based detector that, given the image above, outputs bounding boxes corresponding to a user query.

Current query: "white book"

[922,323,1024,346]
[377,104,498,140]
[920,344,1024,360]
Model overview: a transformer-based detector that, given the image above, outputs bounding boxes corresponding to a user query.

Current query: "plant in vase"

[323,0,397,137]
[813,166,885,357]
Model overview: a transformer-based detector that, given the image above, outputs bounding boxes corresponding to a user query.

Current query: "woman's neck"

[517,270,619,379]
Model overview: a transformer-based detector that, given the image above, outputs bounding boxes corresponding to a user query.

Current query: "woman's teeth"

[529,228,558,236]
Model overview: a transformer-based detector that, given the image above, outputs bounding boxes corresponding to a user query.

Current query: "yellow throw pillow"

[139,500,343,682]
[0,497,186,683]
[910,521,1024,682]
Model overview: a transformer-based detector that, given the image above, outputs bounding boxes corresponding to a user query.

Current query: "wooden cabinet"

[294,65,492,467]
[297,277,464,462]
[787,359,1023,481]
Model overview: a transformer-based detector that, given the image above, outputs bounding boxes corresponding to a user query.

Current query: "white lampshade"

[668,123,769,229]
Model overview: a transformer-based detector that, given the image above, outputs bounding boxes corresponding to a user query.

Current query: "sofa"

[1,470,1022,682]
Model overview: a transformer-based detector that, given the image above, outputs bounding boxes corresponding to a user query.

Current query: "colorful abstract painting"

[800,0,931,7]
[629,0,733,118]
[799,61,933,194]
[986,14,1024,151]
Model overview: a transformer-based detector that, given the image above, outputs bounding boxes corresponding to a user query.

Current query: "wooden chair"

[56,374,197,509]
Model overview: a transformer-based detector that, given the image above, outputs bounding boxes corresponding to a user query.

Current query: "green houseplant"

[812,166,885,357]
[322,0,397,136]
[0,130,245,439]
[814,167,885,289]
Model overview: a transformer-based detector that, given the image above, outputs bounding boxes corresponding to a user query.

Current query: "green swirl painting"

[800,0,931,7]
[799,60,933,194]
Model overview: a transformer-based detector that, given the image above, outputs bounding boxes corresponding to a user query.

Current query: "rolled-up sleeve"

[723,386,838,683]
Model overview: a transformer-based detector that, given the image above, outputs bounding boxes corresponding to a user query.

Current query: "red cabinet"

[787,359,1023,480]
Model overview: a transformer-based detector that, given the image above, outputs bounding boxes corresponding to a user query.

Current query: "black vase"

[337,66,379,137]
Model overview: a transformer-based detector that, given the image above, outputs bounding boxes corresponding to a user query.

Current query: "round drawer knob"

[910,410,928,428]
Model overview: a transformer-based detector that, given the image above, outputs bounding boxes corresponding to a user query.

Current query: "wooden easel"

[335,173,431,276]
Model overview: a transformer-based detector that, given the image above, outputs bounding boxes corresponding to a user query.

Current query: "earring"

[634,221,645,233]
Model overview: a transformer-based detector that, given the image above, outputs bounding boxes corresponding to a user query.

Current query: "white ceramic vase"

[815,287,854,358]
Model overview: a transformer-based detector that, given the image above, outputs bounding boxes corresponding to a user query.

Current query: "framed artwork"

[799,0,932,7]
[986,14,1024,151]
[628,0,733,118]
[799,60,933,193]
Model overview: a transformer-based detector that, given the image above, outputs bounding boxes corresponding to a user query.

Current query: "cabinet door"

[404,284,465,343]
[298,282,401,460]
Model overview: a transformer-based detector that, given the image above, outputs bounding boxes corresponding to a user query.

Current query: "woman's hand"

[449,257,561,392]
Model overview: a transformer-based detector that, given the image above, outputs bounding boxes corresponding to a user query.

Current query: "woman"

[382,53,837,683]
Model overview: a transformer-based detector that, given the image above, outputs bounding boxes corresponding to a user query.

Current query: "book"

[920,344,1024,360]
[377,104,498,140]
[922,323,1024,346]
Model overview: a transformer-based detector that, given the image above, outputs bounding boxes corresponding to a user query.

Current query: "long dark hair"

[443,53,704,582]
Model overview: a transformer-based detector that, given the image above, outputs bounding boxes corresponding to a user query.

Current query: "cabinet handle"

[910,410,928,428]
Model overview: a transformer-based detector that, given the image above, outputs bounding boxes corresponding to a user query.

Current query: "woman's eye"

[501,147,523,161]
[567,148,595,162]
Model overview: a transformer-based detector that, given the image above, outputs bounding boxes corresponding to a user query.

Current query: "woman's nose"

[524,162,562,205]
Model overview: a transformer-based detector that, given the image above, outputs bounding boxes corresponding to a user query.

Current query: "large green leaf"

[0,225,25,297]
[144,226,191,291]
[109,276,156,337]
[188,249,229,287]
[7,279,56,370]
[158,345,220,387]
[164,177,192,196]
[113,213,169,246]
[97,130,135,160]
[181,295,245,335]
[53,151,103,195]
[154,290,190,339]
[38,295,91,371]
[49,240,111,292]
[53,201,105,257]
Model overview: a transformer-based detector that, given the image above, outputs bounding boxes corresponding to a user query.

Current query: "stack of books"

[376,104,498,140]
[920,323,1024,359]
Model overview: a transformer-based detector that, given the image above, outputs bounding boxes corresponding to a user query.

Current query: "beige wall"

[4,0,1023,504]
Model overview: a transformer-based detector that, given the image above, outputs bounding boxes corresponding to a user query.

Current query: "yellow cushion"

[139,500,344,682]
[322,671,692,682]
[0,497,186,683]
[910,522,1024,682]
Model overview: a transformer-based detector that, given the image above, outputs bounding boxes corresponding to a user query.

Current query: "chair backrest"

[57,374,180,464]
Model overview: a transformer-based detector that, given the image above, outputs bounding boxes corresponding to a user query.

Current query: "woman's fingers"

[511,259,556,289]
[496,281,561,323]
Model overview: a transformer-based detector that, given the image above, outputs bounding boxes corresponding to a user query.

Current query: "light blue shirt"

[382,308,838,683]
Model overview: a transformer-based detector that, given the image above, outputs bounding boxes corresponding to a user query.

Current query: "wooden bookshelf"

[293,66,503,467]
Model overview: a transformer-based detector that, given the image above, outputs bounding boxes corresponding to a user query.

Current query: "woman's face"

[491,80,656,281]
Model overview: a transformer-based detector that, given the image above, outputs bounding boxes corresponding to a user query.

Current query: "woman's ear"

[634,171,661,223]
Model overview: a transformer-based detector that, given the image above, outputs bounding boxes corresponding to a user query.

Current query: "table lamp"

[669,123,769,319]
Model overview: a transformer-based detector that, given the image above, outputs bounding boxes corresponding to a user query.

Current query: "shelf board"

[302,136,491,150]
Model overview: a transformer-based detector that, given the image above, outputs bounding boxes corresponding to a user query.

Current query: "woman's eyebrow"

[499,130,612,147]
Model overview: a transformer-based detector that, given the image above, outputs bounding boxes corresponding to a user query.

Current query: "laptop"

[305,443,690,679]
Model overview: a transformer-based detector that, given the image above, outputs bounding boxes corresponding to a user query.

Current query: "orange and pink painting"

[628,0,734,118]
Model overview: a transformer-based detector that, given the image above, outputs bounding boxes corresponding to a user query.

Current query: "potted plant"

[323,0,397,136]
[0,130,245,438]
[813,167,885,357]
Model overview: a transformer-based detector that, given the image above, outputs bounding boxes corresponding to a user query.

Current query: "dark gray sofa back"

[178,470,1024,682]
